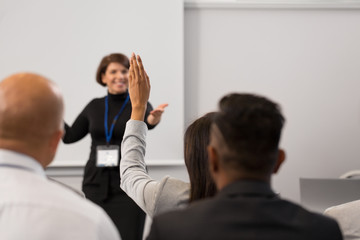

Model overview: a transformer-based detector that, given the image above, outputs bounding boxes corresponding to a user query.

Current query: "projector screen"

[0,0,184,166]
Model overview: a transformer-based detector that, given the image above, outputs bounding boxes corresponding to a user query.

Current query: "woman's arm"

[121,120,189,217]
[120,54,163,217]
[62,105,90,143]
[120,120,161,217]
[121,54,189,217]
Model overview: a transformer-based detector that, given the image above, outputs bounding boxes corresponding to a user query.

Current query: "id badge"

[96,145,119,167]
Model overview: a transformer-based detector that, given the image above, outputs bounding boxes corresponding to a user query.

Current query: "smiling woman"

[102,63,129,94]
[96,53,130,94]
[61,53,167,240]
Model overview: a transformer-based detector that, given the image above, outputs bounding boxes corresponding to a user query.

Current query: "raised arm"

[121,119,164,217]
[120,54,189,218]
[120,54,165,217]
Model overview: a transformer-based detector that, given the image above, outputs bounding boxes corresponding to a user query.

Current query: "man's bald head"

[0,73,64,166]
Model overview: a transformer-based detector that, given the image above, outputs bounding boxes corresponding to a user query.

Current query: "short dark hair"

[184,112,217,203]
[95,53,130,86]
[213,93,285,175]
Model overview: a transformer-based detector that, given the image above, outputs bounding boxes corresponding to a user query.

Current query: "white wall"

[184,4,360,202]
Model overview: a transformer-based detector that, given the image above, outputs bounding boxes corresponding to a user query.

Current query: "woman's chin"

[109,88,127,95]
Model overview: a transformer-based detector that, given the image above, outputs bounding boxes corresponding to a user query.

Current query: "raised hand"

[128,53,150,121]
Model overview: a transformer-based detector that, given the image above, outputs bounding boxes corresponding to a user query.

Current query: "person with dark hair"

[183,112,217,203]
[62,53,167,240]
[146,93,343,240]
[120,54,216,218]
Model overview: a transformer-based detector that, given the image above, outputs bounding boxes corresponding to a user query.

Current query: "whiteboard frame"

[185,0,360,9]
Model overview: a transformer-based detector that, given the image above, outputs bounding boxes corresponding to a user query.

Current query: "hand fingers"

[137,55,150,89]
[137,55,145,81]
[150,104,168,115]
[151,109,164,114]
[144,70,150,88]
[129,53,136,85]
[133,54,140,82]
[157,103,169,109]
[130,53,136,78]
[150,110,165,120]
[150,111,163,118]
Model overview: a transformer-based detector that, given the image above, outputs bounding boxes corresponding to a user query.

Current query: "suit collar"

[219,180,278,199]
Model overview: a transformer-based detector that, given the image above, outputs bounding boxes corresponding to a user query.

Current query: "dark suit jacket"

[147,180,343,240]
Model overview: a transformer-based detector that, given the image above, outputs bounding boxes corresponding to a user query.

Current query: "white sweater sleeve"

[120,120,190,218]
[120,120,164,218]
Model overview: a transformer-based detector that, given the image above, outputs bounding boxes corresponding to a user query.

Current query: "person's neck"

[216,172,271,191]
[107,91,128,101]
[0,139,47,168]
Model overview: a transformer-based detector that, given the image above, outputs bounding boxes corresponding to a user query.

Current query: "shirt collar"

[0,149,46,177]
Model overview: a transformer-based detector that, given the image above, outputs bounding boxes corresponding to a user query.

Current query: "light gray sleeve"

[120,120,166,218]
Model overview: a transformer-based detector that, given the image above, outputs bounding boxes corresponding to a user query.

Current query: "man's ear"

[41,129,63,168]
[208,145,220,179]
[49,130,63,155]
[273,149,286,174]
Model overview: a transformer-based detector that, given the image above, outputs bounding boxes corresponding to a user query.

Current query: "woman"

[120,53,216,218]
[63,53,167,240]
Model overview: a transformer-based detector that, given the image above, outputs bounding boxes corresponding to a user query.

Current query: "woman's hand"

[128,53,150,121]
[147,103,169,126]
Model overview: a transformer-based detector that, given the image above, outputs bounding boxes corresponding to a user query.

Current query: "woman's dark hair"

[95,53,130,86]
[184,112,217,203]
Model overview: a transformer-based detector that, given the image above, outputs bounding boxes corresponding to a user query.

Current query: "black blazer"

[147,180,342,240]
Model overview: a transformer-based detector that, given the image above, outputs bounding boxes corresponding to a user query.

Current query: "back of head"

[0,73,64,166]
[212,93,285,179]
[184,112,217,202]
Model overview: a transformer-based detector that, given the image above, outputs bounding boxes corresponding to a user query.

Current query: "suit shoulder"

[280,199,342,237]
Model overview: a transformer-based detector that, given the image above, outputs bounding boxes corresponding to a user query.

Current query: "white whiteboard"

[0,0,184,166]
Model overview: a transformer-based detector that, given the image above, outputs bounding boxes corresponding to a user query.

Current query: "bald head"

[0,73,64,166]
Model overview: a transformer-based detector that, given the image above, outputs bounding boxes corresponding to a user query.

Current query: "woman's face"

[101,62,129,94]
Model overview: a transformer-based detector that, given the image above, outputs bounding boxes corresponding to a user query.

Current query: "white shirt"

[0,149,121,240]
